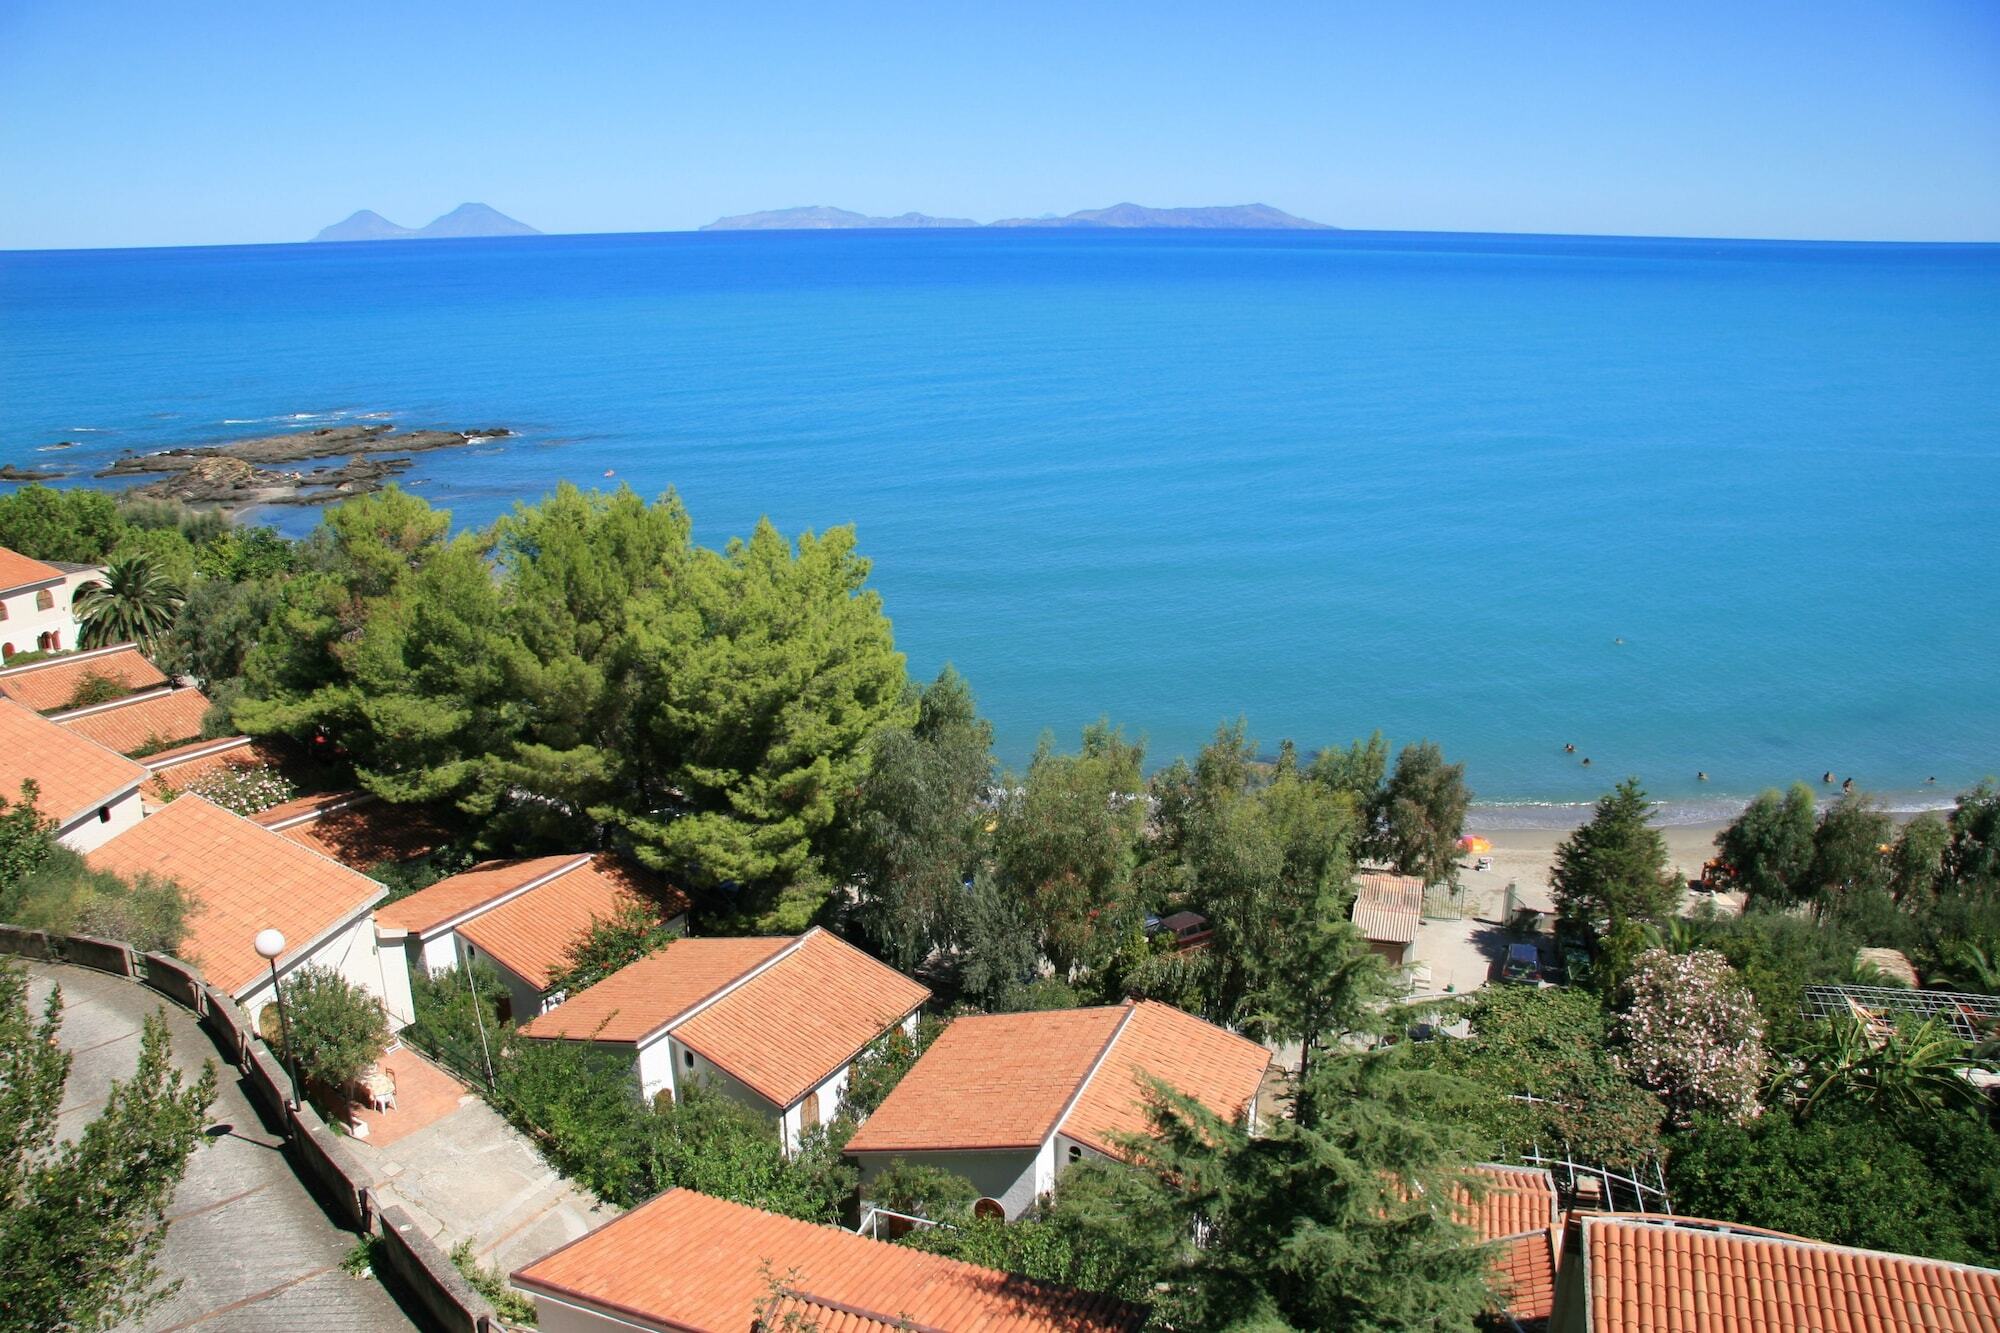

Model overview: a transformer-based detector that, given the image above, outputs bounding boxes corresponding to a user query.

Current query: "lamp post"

[254,928,304,1110]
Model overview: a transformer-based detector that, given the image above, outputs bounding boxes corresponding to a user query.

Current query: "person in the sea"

[1581,757,1592,767]
[1823,771,1834,784]
[1564,743,1576,753]
[1842,777,1854,793]
[1697,771,1708,782]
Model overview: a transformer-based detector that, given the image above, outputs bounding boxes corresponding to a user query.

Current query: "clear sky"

[2,0,1996,249]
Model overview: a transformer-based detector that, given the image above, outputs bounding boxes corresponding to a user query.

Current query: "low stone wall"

[2,926,505,1332]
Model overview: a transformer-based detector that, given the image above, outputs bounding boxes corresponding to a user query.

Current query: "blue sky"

[1,1,1995,249]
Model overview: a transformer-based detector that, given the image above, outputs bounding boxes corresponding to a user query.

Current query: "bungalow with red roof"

[251,789,450,872]
[0,697,148,851]
[86,794,414,1031]
[511,1187,1143,1333]
[373,852,690,1021]
[1551,1214,2000,1333]
[0,545,103,661]
[844,999,1272,1219]
[521,928,930,1152]
[0,641,167,712]
[52,684,211,756]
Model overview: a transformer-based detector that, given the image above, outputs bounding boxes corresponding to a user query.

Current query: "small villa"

[520,927,929,1152]
[374,852,691,1021]
[52,684,211,756]
[0,641,167,713]
[1352,871,1425,967]
[0,545,103,661]
[844,998,1272,1219]
[0,696,148,851]
[85,793,413,1031]
[511,1187,1143,1333]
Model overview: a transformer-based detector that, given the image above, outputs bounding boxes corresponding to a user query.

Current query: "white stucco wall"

[243,909,411,1033]
[856,1147,1045,1219]
[53,785,143,853]
[0,569,93,661]
[528,1292,658,1333]
[777,1062,849,1153]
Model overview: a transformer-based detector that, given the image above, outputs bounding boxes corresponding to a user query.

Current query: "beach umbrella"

[1460,835,1492,854]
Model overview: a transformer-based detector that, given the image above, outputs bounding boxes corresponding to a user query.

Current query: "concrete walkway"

[346,1048,618,1277]
[25,961,421,1333]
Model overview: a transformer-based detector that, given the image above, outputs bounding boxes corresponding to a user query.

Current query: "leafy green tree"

[1613,949,1765,1127]
[1715,784,1816,905]
[993,722,1146,975]
[72,554,185,653]
[0,484,123,563]
[864,1159,978,1221]
[1403,985,1665,1167]
[106,525,197,590]
[192,525,295,582]
[1806,793,1895,902]
[546,899,684,997]
[1376,741,1470,887]
[843,666,995,969]
[156,576,285,689]
[951,873,1042,1009]
[1698,907,1858,1051]
[840,1014,943,1117]
[1887,812,1949,904]
[0,782,55,895]
[1309,730,1389,813]
[1552,779,1678,986]
[0,969,217,1331]
[1945,780,2000,892]
[274,965,390,1090]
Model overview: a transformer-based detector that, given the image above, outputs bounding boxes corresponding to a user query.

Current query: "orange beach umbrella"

[1459,835,1492,855]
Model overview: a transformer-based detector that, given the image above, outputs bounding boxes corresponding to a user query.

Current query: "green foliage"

[1806,793,1895,901]
[0,968,218,1331]
[0,484,123,563]
[1945,779,2000,892]
[1667,1107,2000,1266]
[1694,907,1856,1052]
[107,526,197,590]
[1716,783,1816,905]
[1309,730,1390,810]
[0,782,56,895]
[1403,984,1665,1167]
[1887,812,1949,904]
[545,899,684,998]
[840,1014,944,1117]
[1376,740,1471,887]
[448,1240,537,1323]
[156,576,285,687]
[72,554,186,654]
[405,961,509,1084]
[64,669,130,710]
[367,846,482,904]
[193,525,295,582]
[842,666,995,970]
[1613,948,1765,1127]
[0,821,187,955]
[949,873,1042,1009]
[863,1158,978,1221]
[1552,778,1678,987]
[275,965,390,1090]
[1781,1010,1986,1123]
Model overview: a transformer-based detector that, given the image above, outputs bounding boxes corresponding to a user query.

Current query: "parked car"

[1502,942,1545,985]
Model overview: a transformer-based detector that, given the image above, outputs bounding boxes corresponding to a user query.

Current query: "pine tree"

[1552,778,1678,986]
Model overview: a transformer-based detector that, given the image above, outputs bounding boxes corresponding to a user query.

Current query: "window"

[35,589,53,611]
[98,805,112,823]
[1067,1145,1082,1163]
[684,1049,695,1069]
[0,600,8,620]
[800,1091,820,1130]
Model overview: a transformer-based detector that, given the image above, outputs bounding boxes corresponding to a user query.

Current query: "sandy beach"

[1461,819,1729,906]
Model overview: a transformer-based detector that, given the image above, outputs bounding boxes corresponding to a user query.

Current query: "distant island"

[701,202,1332,232]
[313,203,541,242]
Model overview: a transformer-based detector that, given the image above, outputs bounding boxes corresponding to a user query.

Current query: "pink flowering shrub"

[181,765,298,817]
[1612,948,1766,1126]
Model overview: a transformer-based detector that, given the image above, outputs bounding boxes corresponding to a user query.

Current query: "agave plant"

[72,554,186,652]
[1787,1008,1984,1122]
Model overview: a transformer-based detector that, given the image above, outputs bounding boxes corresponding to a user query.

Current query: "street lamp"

[254,928,304,1110]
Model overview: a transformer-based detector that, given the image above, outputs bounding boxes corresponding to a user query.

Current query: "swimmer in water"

[1581,757,1592,767]
[1697,771,1708,782]
[1823,771,1834,784]
[1842,777,1853,794]
[1564,743,1576,754]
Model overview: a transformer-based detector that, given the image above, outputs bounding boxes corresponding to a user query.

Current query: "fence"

[1,924,510,1332]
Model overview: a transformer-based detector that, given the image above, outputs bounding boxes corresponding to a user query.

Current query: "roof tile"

[513,1188,1143,1332]
[0,697,149,825]
[1059,1000,1271,1158]
[54,686,210,755]
[1458,1164,1559,1242]
[85,795,384,995]
[0,644,166,713]
[457,855,690,991]
[520,936,798,1045]
[0,545,64,594]
[373,854,588,935]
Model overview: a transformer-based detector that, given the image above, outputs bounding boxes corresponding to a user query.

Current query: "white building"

[0,546,102,661]
[521,927,930,1153]
[0,697,147,852]
[845,999,1272,1219]
[372,852,690,1022]
[86,794,413,1032]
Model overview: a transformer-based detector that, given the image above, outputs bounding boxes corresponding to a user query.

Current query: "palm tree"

[71,555,185,652]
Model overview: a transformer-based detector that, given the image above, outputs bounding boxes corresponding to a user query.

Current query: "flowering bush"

[181,764,297,816]
[1613,947,1766,1126]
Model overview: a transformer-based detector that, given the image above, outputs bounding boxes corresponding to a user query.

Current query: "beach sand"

[1466,819,1728,905]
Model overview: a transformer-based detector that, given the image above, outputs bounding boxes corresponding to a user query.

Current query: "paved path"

[25,961,422,1333]
[348,1050,618,1278]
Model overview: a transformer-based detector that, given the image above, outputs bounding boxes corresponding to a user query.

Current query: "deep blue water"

[3,229,1997,816]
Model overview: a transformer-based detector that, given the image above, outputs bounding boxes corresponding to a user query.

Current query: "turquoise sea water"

[3,230,1997,817]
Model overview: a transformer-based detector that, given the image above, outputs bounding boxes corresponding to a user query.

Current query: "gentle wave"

[1470,790,1962,831]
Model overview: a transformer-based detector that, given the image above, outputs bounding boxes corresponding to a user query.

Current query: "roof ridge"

[0,640,145,678]
[47,683,190,721]
[167,793,389,906]
[1051,1002,1141,1146]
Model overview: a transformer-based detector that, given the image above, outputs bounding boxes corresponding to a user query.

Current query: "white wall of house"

[526,1292,656,1333]
[243,910,412,1034]
[0,568,95,660]
[52,785,143,854]
[856,1147,1045,1219]
[777,1062,849,1153]
[419,932,458,975]
[456,940,544,1025]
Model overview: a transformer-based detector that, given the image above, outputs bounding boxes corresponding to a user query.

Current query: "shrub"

[1,827,188,956]
[448,1240,536,1324]
[1613,948,1766,1126]
[840,1013,945,1118]
[545,898,684,998]
[65,670,130,710]
[275,965,389,1090]
[865,1158,977,1221]
[181,764,296,816]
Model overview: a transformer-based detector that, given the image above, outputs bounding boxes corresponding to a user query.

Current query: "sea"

[3,229,1997,824]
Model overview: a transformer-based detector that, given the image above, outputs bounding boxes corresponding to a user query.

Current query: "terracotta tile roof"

[1060,1000,1271,1159]
[847,1007,1126,1154]
[85,795,385,995]
[373,853,587,936]
[0,698,149,825]
[1353,872,1425,945]
[252,790,451,870]
[142,736,285,803]
[0,545,63,593]
[1579,1215,2000,1333]
[672,928,931,1108]
[513,1188,1144,1332]
[0,644,168,713]
[1488,1229,1558,1327]
[457,855,691,992]
[520,936,798,1045]
[54,686,210,755]
[1458,1164,1559,1242]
